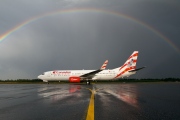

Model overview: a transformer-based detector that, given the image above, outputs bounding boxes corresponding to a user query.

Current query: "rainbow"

[0,8,179,53]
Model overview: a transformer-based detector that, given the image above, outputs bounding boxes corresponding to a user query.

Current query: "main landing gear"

[86,80,91,85]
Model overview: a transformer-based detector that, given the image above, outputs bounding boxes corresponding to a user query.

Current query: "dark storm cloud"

[0,0,179,79]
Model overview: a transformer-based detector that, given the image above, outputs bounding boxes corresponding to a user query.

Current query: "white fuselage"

[38,69,136,82]
[38,51,140,83]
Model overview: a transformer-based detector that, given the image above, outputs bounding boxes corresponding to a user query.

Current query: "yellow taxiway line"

[86,88,94,120]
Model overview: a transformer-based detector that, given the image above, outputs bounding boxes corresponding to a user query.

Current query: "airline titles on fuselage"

[53,71,71,74]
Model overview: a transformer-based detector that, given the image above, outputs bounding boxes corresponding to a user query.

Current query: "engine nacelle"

[69,77,81,83]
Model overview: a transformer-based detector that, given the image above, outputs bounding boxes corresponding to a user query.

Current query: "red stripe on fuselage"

[119,63,127,70]
[115,66,136,78]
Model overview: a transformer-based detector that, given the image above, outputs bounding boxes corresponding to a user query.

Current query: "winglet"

[100,60,108,70]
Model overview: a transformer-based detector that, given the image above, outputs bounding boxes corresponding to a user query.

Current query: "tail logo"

[101,60,108,70]
[114,51,139,79]
[128,59,134,67]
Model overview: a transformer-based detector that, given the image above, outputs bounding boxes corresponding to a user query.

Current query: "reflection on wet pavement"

[38,85,85,104]
[0,83,180,120]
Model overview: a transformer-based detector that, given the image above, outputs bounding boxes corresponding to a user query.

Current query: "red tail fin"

[114,51,138,78]
[120,51,138,71]
[100,60,108,70]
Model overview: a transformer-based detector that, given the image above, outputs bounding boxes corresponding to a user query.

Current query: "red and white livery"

[100,60,108,70]
[38,51,145,84]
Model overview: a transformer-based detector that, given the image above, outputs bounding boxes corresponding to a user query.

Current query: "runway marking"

[86,88,94,120]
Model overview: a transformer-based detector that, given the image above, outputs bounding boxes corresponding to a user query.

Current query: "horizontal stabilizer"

[129,66,146,72]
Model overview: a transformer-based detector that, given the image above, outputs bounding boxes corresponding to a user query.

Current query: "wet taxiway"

[0,83,180,120]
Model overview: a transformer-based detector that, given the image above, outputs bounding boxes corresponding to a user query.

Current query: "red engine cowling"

[69,77,81,83]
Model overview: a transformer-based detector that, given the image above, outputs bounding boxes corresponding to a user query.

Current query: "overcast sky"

[0,0,180,79]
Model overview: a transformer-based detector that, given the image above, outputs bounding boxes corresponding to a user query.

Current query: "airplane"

[38,51,145,84]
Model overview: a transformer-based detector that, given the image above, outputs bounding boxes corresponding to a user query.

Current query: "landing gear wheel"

[86,81,91,85]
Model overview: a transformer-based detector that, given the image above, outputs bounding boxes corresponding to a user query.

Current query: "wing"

[80,60,108,79]
[80,69,102,78]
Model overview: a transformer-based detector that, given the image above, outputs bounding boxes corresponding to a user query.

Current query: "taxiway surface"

[0,83,180,120]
